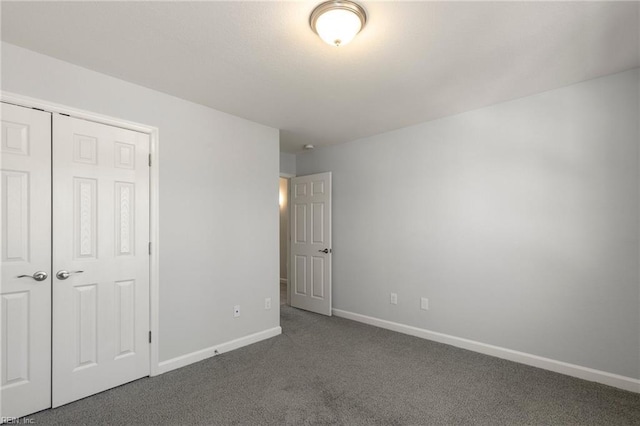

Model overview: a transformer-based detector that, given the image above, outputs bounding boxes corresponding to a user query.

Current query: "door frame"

[280,172,294,306]
[1,91,162,376]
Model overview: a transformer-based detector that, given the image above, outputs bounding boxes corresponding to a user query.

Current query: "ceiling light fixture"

[310,0,367,47]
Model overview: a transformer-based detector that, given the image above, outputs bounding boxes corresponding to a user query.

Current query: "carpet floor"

[30,305,640,425]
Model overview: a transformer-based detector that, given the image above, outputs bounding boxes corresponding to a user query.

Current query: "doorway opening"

[279,176,290,306]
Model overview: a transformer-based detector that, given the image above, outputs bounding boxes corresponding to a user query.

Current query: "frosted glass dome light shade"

[315,9,361,46]
[310,1,367,47]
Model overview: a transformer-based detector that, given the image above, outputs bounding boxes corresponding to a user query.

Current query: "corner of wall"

[280,152,296,176]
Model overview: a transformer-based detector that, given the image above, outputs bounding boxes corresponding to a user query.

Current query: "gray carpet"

[30,305,640,425]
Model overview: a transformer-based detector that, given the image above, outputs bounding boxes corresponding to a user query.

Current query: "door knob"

[318,248,331,254]
[56,270,84,280]
[17,271,48,281]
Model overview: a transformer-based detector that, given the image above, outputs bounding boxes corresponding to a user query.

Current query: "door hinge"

[148,154,152,167]
[148,242,152,255]
[149,331,152,343]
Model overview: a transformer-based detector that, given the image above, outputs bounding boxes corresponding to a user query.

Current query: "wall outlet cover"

[421,297,429,310]
[234,305,241,317]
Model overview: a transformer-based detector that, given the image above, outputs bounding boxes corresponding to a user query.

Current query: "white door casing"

[0,103,52,418]
[290,172,332,316]
[52,115,150,407]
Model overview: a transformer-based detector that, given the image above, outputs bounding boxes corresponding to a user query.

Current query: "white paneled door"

[1,104,151,416]
[0,104,52,419]
[290,172,332,316]
[52,115,150,407]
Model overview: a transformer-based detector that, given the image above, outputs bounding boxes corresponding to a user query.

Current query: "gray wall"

[297,69,640,379]
[2,42,280,363]
[280,152,296,176]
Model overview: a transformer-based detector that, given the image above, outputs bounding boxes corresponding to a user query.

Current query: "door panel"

[290,172,332,316]
[0,103,52,418]
[52,115,150,407]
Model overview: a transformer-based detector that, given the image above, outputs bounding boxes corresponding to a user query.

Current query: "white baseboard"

[280,278,288,285]
[156,326,282,375]
[332,309,640,393]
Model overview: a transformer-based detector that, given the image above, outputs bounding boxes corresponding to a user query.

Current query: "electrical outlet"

[265,298,271,310]
[233,305,241,317]
[390,293,398,305]
[421,297,429,310]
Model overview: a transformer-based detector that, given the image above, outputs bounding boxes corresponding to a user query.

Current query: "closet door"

[52,115,150,407]
[0,103,52,418]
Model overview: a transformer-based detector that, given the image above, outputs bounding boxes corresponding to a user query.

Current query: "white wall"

[1,42,280,363]
[280,152,296,176]
[297,69,640,380]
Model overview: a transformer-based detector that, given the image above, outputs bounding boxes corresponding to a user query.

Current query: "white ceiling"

[2,1,638,153]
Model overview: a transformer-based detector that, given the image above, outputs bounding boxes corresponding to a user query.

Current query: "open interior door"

[289,172,332,316]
